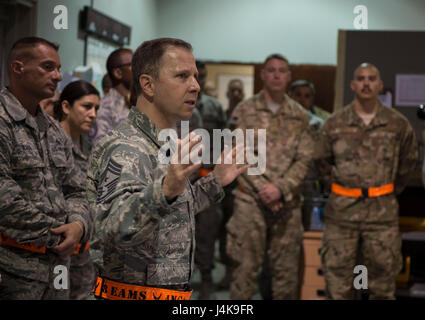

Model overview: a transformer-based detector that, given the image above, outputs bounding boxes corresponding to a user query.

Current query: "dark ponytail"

[53,80,100,121]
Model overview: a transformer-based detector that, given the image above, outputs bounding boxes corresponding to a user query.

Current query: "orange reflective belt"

[93,276,192,300]
[0,232,89,255]
[331,182,394,198]
[0,232,46,254]
[73,241,90,255]
[198,169,212,178]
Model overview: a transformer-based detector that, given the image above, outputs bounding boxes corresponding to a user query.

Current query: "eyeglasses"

[113,63,131,69]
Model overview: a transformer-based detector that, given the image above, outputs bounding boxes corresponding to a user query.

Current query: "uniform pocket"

[48,142,70,186]
[146,263,189,286]
[11,155,45,193]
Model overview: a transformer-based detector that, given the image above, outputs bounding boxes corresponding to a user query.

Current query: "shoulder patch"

[97,158,123,204]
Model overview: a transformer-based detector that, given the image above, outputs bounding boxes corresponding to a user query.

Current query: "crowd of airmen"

[0,35,419,300]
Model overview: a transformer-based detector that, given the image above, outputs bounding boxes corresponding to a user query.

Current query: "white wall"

[156,0,425,65]
[35,0,425,70]
[37,0,157,73]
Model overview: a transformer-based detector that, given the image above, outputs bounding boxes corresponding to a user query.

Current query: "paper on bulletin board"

[86,36,118,96]
[395,74,425,106]
[379,91,392,108]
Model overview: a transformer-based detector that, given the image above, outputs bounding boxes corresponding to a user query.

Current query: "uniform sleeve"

[276,115,314,203]
[313,119,334,193]
[0,120,62,247]
[228,103,268,192]
[395,121,418,194]
[92,99,115,146]
[191,172,225,215]
[88,144,203,246]
[63,137,91,243]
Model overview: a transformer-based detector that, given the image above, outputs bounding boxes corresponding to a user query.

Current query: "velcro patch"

[97,158,123,204]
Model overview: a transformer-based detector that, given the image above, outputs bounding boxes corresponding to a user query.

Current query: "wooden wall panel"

[254,63,336,114]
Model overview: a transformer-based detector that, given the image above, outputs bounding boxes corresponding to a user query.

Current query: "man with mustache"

[315,63,418,299]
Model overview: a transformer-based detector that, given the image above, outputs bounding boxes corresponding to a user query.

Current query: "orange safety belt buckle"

[93,276,192,300]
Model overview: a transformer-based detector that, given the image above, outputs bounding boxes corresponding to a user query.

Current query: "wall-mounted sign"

[81,6,131,46]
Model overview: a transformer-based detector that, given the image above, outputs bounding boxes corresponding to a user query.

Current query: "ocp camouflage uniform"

[226,91,314,299]
[301,110,326,225]
[0,87,90,299]
[314,102,418,299]
[86,107,225,294]
[193,94,227,289]
[312,105,331,121]
[89,88,131,146]
[69,136,96,300]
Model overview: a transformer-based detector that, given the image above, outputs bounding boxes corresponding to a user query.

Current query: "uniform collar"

[106,87,124,101]
[345,101,389,127]
[0,86,51,131]
[0,87,28,122]
[128,107,162,148]
[257,90,290,115]
[72,134,92,160]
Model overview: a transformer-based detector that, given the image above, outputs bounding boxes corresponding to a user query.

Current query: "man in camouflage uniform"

[290,79,331,123]
[227,54,314,299]
[87,38,247,300]
[192,60,227,299]
[315,63,418,299]
[89,48,133,146]
[0,37,91,299]
[226,79,245,120]
[290,80,328,226]
[217,79,246,290]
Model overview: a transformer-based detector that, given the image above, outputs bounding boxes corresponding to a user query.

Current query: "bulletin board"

[85,36,118,95]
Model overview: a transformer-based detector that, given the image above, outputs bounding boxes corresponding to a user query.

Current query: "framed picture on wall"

[204,63,255,112]
[216,73,254,112]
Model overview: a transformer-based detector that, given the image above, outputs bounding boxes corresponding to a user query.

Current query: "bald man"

[314,63,418,299]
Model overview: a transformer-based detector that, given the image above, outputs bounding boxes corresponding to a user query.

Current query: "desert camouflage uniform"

[69,136,96,300]
[226,91,314,299]
[315,102,418,299]
[89,88,130,146]
[301,110,326,229]
[0,87,90,299]
[86,107,225,294]
[312,105,331,121]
